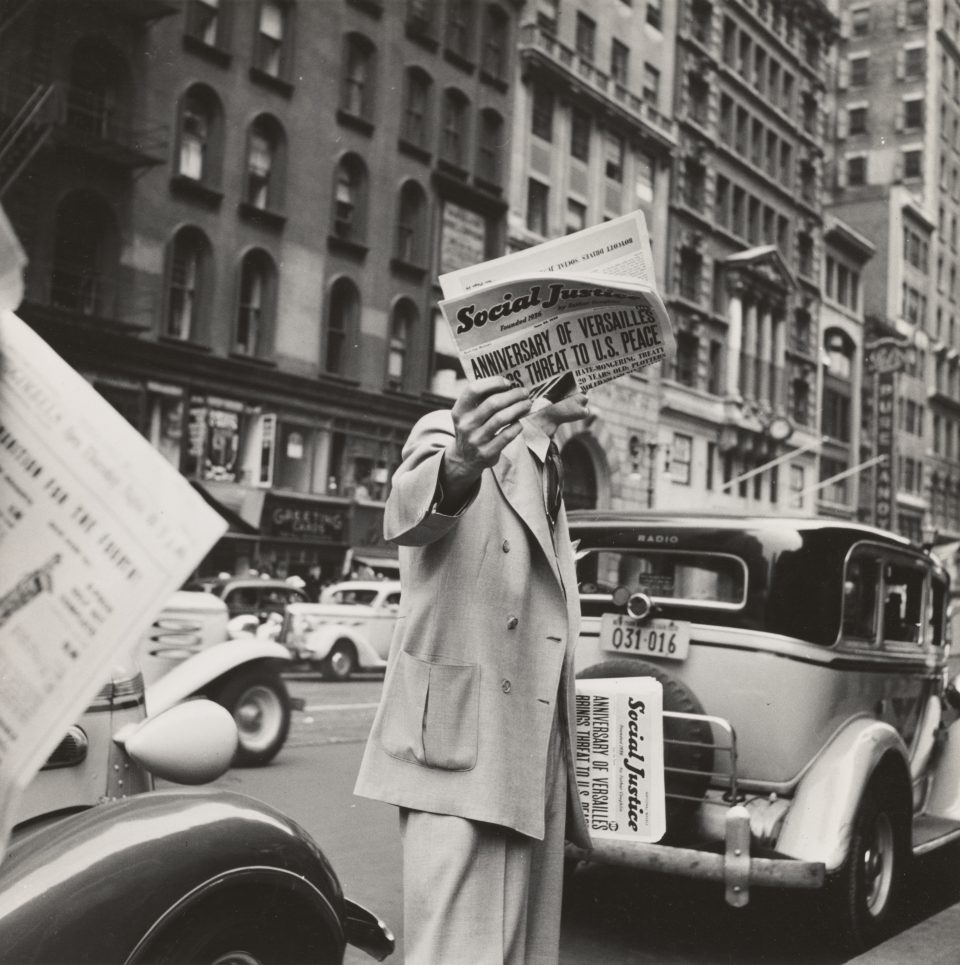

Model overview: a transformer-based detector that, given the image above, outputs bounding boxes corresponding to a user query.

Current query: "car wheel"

[828,780,908,954]
[577,658,714,839]
[322,640,356,682]
[212,667,291,767]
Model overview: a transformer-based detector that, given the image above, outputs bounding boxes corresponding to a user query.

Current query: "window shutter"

[838,59,849,89]
[896,49,905,79]
[837,108,848,139]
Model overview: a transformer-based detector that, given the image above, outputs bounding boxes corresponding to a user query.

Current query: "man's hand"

[438,377,532,509]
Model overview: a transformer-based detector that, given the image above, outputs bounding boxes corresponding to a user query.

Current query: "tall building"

[827,0,960,543]
[0,0,522,578]
[660,0,838,516]
[510,0,676,510]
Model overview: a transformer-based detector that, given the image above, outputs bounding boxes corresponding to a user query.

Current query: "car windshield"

[330,589,379,605]
[577,549,747,606]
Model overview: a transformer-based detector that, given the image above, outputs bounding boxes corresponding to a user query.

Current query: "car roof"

[328,580,400,592]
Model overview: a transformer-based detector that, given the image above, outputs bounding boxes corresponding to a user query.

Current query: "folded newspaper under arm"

[438,210,675,401]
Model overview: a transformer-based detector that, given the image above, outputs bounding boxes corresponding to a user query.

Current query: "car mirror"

[116,699,237,785]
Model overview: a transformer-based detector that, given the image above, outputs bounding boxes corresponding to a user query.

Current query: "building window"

[235,250,276,357]
[684,159,706,211]
[903,148,922,179]
[325,277,360,375]
[333,153,368,242]
[791,377,811,425]
[440,88,469,167]
[395,179,426,264]
[531,84,553,141]
[254,1,289,78]
[671,433,693,485]
[401,67,431,148]
[714,175,730,228]
[822,386,852,442]
[847,154,866,186]
[647,0,662,30]
[904,97,923,130]
[341,34,376,121]
[848,105,867,134]
[566,198,587,235]
[481,5,508,80]
[850,55,869,86]
[388,299,416,390]
[692,0,712,43]
[177,85,222,185]
[643,63,660,105]
[679,246,702,301]
[689,73,709,125]
[575,12,596,61]
[905,45,925,78]
[476,108,503,184]
[245,115,284,211]
[673,331,698,386]
[611,39,629,85]
[605,131,624,182]
[570,108,590,162]
[407,0,438,37]
[851,5,870,36]
[907,0,925,26]
[707,340,723,394]
[186,0,223,47]
[445,0,474,59]
[537,0,558,33]
[819,456,849,504]
[527,179,549,235]
[635,151,654,203]
[789,464,805,509]
[166,227,211,341]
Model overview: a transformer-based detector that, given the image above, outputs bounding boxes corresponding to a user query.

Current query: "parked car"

[2,662,394,964]
[184,575,310,622]
[280,580,401,680]
[568,511,960,954]
[138,589,292,766]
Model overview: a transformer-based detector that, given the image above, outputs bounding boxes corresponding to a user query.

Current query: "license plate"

[599,614,690,661]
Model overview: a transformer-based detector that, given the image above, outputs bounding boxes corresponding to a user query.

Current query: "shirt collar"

[521,417,553,463]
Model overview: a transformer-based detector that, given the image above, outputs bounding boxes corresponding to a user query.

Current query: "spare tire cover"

[577,658,715,839]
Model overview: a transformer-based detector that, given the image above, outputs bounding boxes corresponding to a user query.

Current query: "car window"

[384,592,401,608]
[226,587,258,609]
[331,589,378,605]
[843,551,880,642]
[577,550,746,607]
[881,559,925,646]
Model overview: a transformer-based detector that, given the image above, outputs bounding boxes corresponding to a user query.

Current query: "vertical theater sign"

[865,337,915,533]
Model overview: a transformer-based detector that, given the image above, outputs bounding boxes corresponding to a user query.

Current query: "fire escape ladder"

[0,82,56,197]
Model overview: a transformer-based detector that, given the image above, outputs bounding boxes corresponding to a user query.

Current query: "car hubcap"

[862,811,895,916]
[236,686,282,751]
[210,952,261,965]
[331,649,351,677]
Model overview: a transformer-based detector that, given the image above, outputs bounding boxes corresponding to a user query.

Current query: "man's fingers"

[472,398,533,442]
[477,421,524,462]
[452,378,529,422]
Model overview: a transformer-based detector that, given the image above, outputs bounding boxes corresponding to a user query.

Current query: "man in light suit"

[354,376,593,965]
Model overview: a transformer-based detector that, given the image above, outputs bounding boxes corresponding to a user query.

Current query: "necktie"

[544,440,564,527]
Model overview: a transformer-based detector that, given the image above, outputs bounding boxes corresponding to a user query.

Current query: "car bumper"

[344,898,395,961]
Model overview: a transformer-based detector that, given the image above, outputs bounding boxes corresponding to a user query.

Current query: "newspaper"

[575,675,666,842]
[0,309,226,860]
[439,210,674,401]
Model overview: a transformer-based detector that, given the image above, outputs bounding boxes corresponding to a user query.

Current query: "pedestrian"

[304,563,323,602]
[354,376,593,965]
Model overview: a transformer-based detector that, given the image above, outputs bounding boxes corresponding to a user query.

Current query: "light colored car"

[569,511,960,955]
[280,580,401,680]
[183,575,309,622]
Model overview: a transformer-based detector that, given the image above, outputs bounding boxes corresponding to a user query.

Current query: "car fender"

[776,716,909,873]
[0,790,344,965]
[301,624,383,667]
[146,641,291,716]
[926,717,960,819]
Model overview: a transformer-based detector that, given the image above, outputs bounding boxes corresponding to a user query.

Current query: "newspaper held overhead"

[0,309,227,861]
[439,210,674,402]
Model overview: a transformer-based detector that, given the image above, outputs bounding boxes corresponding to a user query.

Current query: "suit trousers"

[398,710,568,965]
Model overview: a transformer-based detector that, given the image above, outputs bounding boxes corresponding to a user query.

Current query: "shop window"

[481,4,508,79]
[148,389,184,469]
[476,108,503,184]
[244,114,285,211]
[325,277,360,376]
[395,179,426,264]
[332,153,368,242]
[341,33,376,121]
[185,399,243,483]
[234,249,276,357]
[275,422,314,492]
[440,87,469,168]
[166,226,212,341]
[177,84,223,185]
[401,67,432,148]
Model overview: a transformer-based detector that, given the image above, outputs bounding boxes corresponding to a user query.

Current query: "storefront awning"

[191,481,262,535]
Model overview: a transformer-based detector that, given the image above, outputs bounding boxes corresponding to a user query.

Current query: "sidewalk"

[847,903,960,964]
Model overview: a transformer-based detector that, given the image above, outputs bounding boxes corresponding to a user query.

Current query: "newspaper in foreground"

[439,210,674,401]
[575,675,666,843]
[0,310,227,861]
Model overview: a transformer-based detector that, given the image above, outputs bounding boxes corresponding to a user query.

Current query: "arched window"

[235,249,276,356]
[341,33,376,121]
[481,5,508,80]
[176,84,223,185]
[245,114,286,211]
[166,226,212,340]
[51,190,118,316]
[401,67,432,148]
[332,154,368,242]
[476,108,504,184]
[441,88,469,167]
[325,277,360,375]
[388,299,417,391]
[395,180,427,264]
[561,437,598,510]
[445,0,475,59]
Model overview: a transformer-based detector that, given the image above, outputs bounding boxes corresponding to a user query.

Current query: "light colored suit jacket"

[354,410,591,848]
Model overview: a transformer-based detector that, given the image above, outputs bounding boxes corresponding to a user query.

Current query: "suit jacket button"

[502,539,510,553]
[502,679,512,693]
[506,615,519,629]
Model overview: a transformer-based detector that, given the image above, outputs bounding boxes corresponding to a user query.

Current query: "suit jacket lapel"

[493,437,562,586]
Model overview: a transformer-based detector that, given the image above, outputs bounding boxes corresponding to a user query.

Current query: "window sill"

[405,23,439,51]
[182,34,232,67]
[336,109,375,136]
[347,0,383,16]
[327,234,369,259]
[478,69,508,93]
[473,176,502,197]
[443,48,476,74]
[390,257,427,282]
[398,139,431,164]
[318,371,361,388]
[437,159,468,180]
[237,202,287,230]
[158,334,213,352]
[228,351,278,368]
[249,66,294,98]
[170,174,224,209]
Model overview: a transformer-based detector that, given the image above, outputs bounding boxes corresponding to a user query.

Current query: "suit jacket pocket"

[381,651,479,771]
